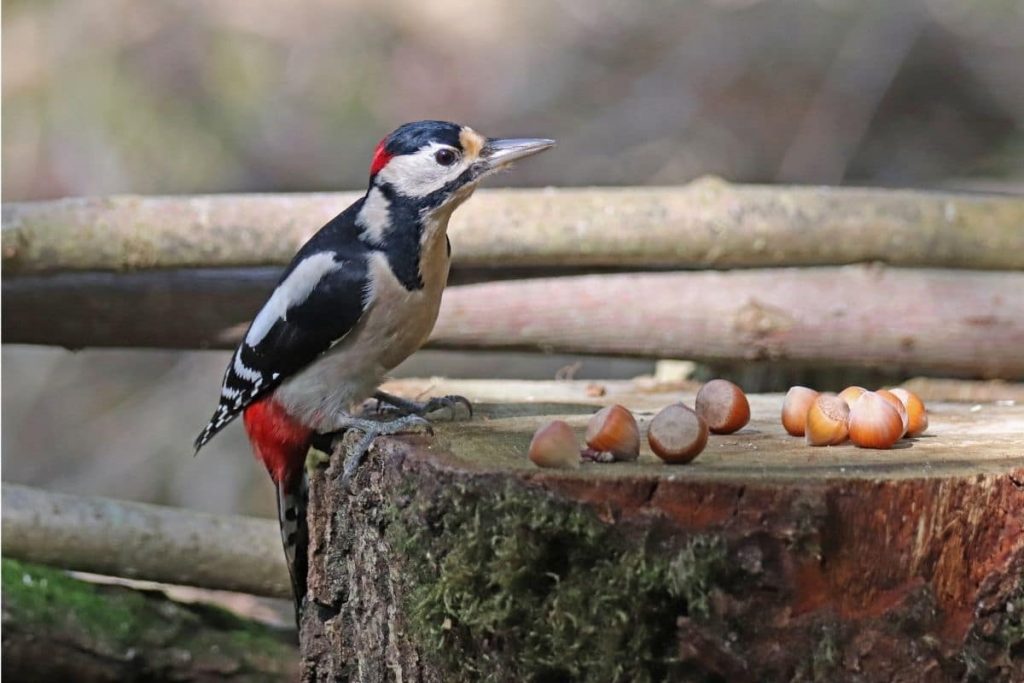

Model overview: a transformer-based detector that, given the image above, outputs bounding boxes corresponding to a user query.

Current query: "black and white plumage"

[196,122,552,453]
[193,205,371,451]
[193,120,552,614]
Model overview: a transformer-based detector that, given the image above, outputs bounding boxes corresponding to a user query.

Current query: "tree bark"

[4,181,1023,275]
[299,379,1024,682]
[1,484,291,599]
[1,559,297,683]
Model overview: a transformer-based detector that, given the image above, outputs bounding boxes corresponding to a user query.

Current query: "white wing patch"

[356,186,392,245]
[246,252,343,347]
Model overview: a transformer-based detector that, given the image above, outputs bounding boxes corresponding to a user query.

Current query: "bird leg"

[324,414,434,485]
[372,390,473,419]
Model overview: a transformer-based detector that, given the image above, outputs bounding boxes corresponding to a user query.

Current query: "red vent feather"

[243,397,313,485]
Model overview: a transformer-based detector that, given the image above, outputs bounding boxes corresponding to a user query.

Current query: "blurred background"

[3,0,1023,518]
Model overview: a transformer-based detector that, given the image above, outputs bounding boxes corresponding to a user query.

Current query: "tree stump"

[299,379,1024,682]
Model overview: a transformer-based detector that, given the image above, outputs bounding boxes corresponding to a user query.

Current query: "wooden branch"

[1,484,290,598]
[2,558,297,681]
[434,266,1024,378]
[4,180,1023,275]
[0,264,603,349]
[1,267,278,349]
[4,266,1022,378]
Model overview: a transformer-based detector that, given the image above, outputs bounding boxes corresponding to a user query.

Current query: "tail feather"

[194,404,235,453]
[277,474,309,626]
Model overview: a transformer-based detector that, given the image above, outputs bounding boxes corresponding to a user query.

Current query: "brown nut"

[838,386,867,407]
[782,386,819,436]
[876,389,909,437]
[805,394,850,446]
[648,403,708,464]
[849,392,903,449]
[528,420,581,469]
[695,379,750,434]
[889,388,928,436]
[585,404,640,461]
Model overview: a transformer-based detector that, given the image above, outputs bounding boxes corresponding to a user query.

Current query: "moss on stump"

[391,480,729,681]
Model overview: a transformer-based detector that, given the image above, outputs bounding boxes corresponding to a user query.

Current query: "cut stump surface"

[300,379,1024,683]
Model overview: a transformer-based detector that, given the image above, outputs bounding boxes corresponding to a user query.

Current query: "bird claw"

[421,395,474,420]
[372,391,473,420]
[332,414,434,487]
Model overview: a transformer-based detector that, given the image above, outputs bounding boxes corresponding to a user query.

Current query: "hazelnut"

[782,386,819,436]
[876,389,909,437]
[849,392,903,449]
[528,420,580,469]
[695,379,750,434]
[838,386,867,407]
[889,388,928,437]
[585,404,640,461]
[648,404,708,464]
[805,394,850,446]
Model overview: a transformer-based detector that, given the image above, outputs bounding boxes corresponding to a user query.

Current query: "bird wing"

[194,250,369,452]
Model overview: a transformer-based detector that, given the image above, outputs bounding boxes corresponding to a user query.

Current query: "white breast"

[273,227,451,431]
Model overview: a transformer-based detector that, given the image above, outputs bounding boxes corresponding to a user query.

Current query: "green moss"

[2,557,149,647]
[2,558,295,675]
[387,481,730,682]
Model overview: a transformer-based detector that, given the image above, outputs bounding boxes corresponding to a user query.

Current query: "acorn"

[889,387,929,436]
[528,420,581,469]
[848,392,903,449]
[876,389,909,437]
[782,386,819,436]
[648,403,708,464]
[585,404,640,461]
[838,386,867,407]
[805,394,850,446]
[695,379,750,434]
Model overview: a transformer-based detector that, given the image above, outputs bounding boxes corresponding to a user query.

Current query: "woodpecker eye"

[434,149,458,166]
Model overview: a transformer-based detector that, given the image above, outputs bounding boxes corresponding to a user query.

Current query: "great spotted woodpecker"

[194,120,553,610]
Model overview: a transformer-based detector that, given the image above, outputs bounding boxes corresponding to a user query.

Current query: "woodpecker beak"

[481,137,556,170]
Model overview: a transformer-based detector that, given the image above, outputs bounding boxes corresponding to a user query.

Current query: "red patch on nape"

[369,138,393,176]
[243,397,313,485]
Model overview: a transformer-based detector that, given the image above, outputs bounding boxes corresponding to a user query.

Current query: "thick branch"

[4,266,1023,378]
[2,559,297,682]
[1,484,290,599]
[4,180,1023,275]
[430,266,1024,378]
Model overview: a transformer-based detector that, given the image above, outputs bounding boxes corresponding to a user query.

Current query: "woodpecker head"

[368,120,554,212]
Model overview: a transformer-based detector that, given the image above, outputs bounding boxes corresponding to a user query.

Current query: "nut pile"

[528,379,750,469]
[782,385,928,449]
[528,380,932,468]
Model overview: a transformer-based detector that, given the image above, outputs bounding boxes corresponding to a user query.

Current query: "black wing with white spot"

[194,243,370,453]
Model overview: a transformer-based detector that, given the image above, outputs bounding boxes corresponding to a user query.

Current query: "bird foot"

[373,390,473,420]
[326,414,434,486]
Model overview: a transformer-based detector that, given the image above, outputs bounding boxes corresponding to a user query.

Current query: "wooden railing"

[4,179,1023,377]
